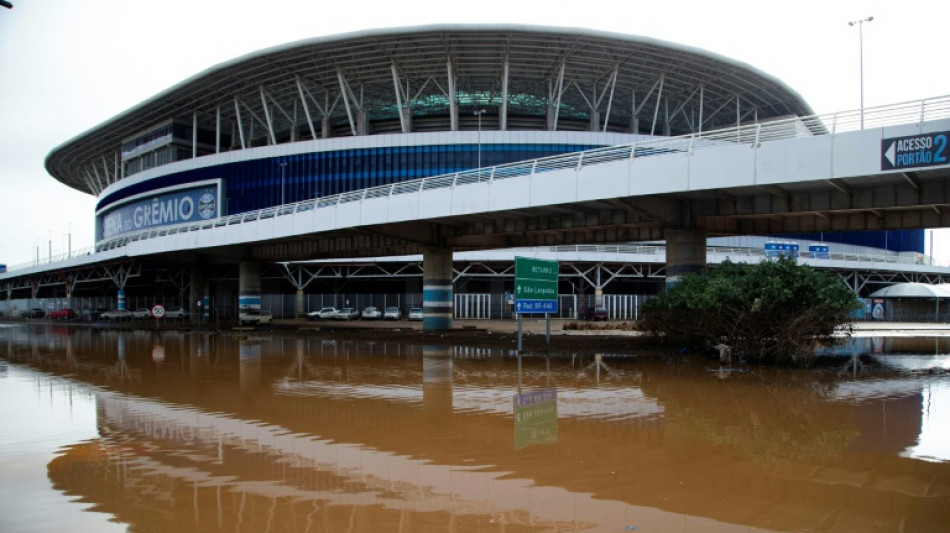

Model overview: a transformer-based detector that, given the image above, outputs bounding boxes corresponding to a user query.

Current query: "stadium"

[4,25,946,323]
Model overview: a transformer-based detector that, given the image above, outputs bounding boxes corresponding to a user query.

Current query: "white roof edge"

[46,24,812,161]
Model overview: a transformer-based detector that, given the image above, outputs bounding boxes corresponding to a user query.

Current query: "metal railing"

[9,95,950,273]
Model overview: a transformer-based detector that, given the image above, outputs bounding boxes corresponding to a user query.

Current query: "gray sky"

[1,0,947,267]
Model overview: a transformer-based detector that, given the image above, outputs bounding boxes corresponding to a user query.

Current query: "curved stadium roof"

[46,24,814,195]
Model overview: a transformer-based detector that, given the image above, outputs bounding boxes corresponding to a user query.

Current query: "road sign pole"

[546,313,550,345]
[517,313,523,352]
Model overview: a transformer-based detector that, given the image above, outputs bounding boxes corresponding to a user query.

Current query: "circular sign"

[198,193,216,219]
[151,304,166,319]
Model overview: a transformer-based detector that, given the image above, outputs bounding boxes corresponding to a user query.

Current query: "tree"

[641,257,861,365]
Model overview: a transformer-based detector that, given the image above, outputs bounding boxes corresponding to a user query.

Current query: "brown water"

[1,323,949,532]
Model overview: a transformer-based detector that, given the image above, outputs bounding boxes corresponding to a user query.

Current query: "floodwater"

[1,324,949,533]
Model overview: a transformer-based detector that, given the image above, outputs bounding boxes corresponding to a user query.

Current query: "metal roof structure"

[45,24,814,196]
[867,282,950,299]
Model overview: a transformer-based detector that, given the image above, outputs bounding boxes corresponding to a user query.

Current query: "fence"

[0,292,651,321]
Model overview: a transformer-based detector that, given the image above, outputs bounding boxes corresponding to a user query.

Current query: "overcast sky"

[0,0,947,267]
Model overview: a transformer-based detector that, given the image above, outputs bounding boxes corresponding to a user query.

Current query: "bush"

[641,257,860,365]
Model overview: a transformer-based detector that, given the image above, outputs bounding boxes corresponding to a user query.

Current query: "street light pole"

[848,16,873,129]
[474,109,486,179]
[279,162,287,205]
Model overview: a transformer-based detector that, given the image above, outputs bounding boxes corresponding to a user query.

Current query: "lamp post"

[848,16,873,129]
[474,109,486,178]
[279,162,287,205]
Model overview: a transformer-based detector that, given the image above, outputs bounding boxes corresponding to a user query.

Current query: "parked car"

[22,308,46,319]
[408,307,423,321]
[132,307,152,319]
[239,309,273,325]
[307,307,338,320]
[46,308,76,320]
[334,307,359,320]
[101,308,133,321]
[383,306,402,320]
[361,306,382,320]
[164,307,188,319]
[80,308,108,321]
[582,306,608,321]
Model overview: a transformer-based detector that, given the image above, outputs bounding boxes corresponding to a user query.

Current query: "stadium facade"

[27,25,930,324]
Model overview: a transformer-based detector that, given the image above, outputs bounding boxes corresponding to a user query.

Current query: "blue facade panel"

[97,143,599,221]
[781,230,925,254]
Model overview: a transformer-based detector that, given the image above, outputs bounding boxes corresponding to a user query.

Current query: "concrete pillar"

[665,229,706,288]
[589,110,601,132]
[422,246,453,331]
[190,267,209,322]
[321,116,331,139]
[117,289,127,310]
[238,260,262,311]
[295,289,305,318]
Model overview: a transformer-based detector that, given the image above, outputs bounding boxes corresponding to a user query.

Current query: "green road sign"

[515,256,558,313]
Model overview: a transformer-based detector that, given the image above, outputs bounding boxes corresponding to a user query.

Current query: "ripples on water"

[1,324,949,532]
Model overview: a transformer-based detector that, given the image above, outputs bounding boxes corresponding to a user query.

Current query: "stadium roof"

[46,24,815,195]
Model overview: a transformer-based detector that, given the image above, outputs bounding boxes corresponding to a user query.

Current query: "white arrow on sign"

[884,141,896,166]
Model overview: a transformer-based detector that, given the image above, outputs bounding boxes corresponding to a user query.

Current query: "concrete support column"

[422,246,453,331]
[238,260,262,311]
[594,263,604,307]
[295,289,305,318]
[321,116,331,139]
[665,228,706,288]
[190,267,209,322]
[117,289,127,310]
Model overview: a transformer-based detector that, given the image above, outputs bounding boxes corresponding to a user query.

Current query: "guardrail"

[540,243,936,267]
[7,95,950,274]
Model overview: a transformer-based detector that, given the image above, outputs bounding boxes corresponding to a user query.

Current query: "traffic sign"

[151,304,166,319]
[881,131,949,171]
[515,256,558,314]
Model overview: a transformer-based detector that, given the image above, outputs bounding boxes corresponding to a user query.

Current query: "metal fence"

[0,292,651,321]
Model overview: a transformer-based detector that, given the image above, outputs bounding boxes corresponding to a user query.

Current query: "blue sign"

[764,241,799,258]
[881,131,949,171]
[808,244,830,259]
[97,184,219,240]
[515,300,558,313]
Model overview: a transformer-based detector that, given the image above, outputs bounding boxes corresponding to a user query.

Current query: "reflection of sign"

[514,388,558,450]
[97,183,219,240]
[515,256,559,314]
[882,131,949,171]
[151,304,165,319]
[871,299,885,320]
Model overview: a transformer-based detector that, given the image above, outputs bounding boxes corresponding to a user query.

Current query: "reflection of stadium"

[1,26,946,321]
[3,327,946,531]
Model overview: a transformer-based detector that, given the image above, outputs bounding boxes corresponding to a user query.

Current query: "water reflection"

[1,324,949,532]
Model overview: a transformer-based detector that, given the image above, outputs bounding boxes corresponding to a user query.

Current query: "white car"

[361,306,382,320]
[307,307,338,320]
[408,308,423,321]
[334,308,359,320]
[239,309,272,325]
[101,308,132,321]
[383,306,401,320]
[132,307,152,319]
[164,306,189,319]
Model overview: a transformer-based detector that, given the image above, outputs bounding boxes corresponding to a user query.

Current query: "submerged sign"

[881,131,949,171]
[98,185,219,240]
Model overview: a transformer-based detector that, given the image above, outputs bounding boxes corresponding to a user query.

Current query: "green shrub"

[642,257,860,365]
